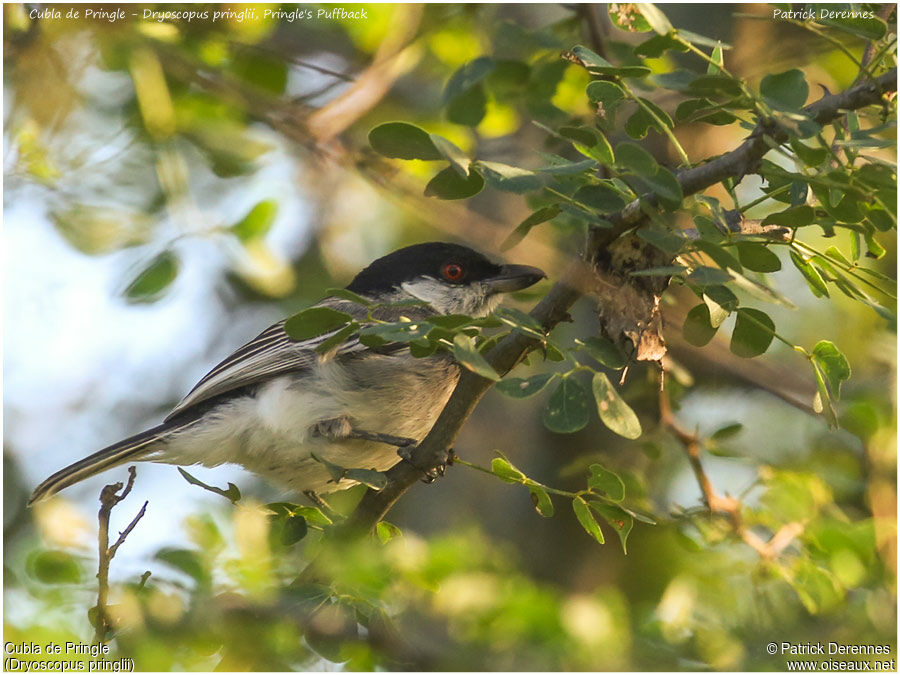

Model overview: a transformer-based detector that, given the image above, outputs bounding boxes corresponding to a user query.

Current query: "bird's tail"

[28,420,197,505]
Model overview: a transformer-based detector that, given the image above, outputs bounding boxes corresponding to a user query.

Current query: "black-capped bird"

[29,242,545,504]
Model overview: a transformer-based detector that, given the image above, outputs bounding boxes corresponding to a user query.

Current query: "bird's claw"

[397,446,455,484]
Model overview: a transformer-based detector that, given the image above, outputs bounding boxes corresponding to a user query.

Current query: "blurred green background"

[3,3,896,671]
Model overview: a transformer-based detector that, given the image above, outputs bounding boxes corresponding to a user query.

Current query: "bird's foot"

[397,446,455,484]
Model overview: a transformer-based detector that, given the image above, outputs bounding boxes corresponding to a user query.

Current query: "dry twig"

[93,467,148,644]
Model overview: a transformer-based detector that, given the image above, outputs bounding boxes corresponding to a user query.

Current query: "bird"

[29,242,545,505]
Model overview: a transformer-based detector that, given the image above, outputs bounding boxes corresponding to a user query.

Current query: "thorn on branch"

[93,466,148,645]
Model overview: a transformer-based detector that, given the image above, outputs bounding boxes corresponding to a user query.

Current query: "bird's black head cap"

[346,242,502,294]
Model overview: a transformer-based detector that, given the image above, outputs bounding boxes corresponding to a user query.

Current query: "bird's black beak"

[484,264,547,294]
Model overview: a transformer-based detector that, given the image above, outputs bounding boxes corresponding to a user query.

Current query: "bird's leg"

[310,416,417,448]
[311,416,450,484]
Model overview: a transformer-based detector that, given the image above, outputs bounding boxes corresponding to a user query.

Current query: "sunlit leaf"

[529,485,554,517]
[452,333,500,381]
[125,251,178,303]
[573,496,605,544]
[588,463,625,501]
[491,457,526,483]
[592,373,642,439]
[284,307,353,341]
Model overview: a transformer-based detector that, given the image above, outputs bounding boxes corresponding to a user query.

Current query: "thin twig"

[93,467,148,644]
[658,372,805,560]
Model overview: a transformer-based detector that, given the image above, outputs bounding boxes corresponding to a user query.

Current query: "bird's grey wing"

[165,300,372,421]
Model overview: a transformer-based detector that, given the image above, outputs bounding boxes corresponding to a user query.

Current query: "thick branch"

[335,68,896,540]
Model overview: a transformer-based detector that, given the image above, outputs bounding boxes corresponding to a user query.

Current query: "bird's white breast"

[159,353,460,494]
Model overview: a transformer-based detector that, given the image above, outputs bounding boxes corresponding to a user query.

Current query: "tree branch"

[330,68,897,542]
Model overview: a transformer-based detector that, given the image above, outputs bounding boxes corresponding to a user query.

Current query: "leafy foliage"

[4,2,896,672]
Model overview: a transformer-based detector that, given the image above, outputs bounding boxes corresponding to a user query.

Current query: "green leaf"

[344,468,388,490]
[429,134,470,176]
[736,243,782,272]
[818,14,887,40]
[588,463,625,501]
[491,457,526,483]
[581,336,628,369]
[314,321,360,355]
[677,29,732,49]
[687,75,743,98]
[730,308,775,358]
[812,340,851,401]
[608,4,652,32]
[812,365,838,428]
[789,138,828,166]
[231,199,277,241]
[573,184,628,212]
[711,422,743,440]
[762,205,814,227]
[683,303,717,346]
[368,122,442,160]
[625,98,674,140]
[446,84,488,126]
[425,166,485,200]
[478,161,545,193]
[639,166,684,209]
[638,3,674,34]
[708,42,724,75]
[635,33,689,58]
[573,496,605,544]
[155,548,209,585]
[694,239,742,273]
[591,372,642,439]
[27,550,82,584]
[790,251,829,297]
[637,226,685,254]
[269,512,308,547]
[292,506,333,527]
[443,57,495,103]
[566,45,651,77]
[693,215,726,242]
[375,520,402,544]
[284,307,353,341]
[588,502,634,553]
[452,333,500,381]
[688,266,732,285]
[760,69,809,110]
[558,125,597,146]
[615,142,658,175]
[125,251,178,303]
[586,81,626,107]
[574,133,615,165]
[501,205,560,250]
[529,486,555,517]
[325,287,372,306]
[178,467,242,503]
[543,376,591,433]
[496,373,555,398]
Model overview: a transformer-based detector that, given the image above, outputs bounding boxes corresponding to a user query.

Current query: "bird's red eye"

[443,263,464,281]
